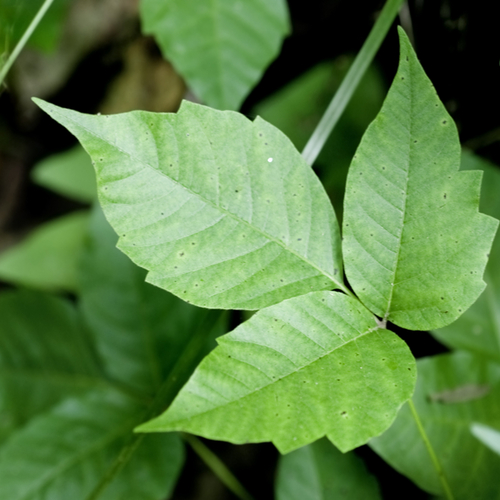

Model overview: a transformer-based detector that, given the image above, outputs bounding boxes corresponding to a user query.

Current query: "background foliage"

[1,1,500,499]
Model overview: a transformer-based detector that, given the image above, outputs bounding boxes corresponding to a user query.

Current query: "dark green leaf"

[370,351,500,499]
[275,437,382,500]
[0,388,184,500]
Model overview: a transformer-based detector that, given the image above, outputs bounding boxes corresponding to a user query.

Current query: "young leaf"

[0,388,184,500]
[140,0,290,110]
[342,28,498,331]
[0,211,90,292]
[137,291,416,454]
[33,98,345,310]
[275,437,382,500]
[431,152,500,361]
[370,351,500,499]
[0,289,102,434]
[79,205,223,396]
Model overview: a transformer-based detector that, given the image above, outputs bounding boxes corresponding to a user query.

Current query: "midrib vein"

[58,110,345,291]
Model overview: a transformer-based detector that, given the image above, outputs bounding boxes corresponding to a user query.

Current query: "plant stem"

[84,310,224,500]
[0,0,55,87]
[408,399,455,500]
[301,0,405,165]
[182,433,255,500]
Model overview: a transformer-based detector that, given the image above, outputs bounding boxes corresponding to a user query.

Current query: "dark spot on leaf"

[414,140,417,143]
[444,193,447,199]
[235,189,239,192]
[441,297,444,300]
[406,56,409,61]
[442,120,447,124]
[401,77,404,80]
[180,252,184,257]
[192,242,195,245]
[341,411,346,415]
[334,269,338,275]
[297,238,302,241]
[280,279,283,282]
[274,319,278,322]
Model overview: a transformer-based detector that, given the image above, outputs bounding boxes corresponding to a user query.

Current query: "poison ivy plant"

[32,27,499,465]
[140,0,290,110]
[275,437,382,499]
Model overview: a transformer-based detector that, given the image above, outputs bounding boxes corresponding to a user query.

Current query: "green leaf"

[33,98,345,310]
[140,0,290,110]
[137,291,416,453]
[0,210,90,292]
[254,59,386,219]
[471,423,500,456]
[0,289,102,437]
[0,0,71,54]
[370,351,500,499]
[32,144,96,202]
[79,205,222,396]
[0,388,184,500]
[431,151,500,361]
[342,28,498,331]
[275,437,382,500]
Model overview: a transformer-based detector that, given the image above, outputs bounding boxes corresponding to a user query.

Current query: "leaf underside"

[138,292,416,454]
[342,28,498,331]
[34,98,344,310]
[140,0,290,110]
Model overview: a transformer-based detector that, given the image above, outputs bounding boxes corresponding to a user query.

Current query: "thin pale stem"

[0,0,56,87]
[301,0,405,165]
[408,399,455,500]
[182,433,254,500]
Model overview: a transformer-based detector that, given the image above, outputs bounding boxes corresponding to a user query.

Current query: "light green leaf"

[471,423,500,456]
[275,437,382,500]
[342,28,498,331]
[0,289,102,438]
[140,0,290,110]
[0,210,90,292]
[32,144,96,202]
[254,59,386,219]
[137,292,415,453]
[0,388,184,500]
[370,351,500,499]
[80,205,223,396]
[33,98,345,310]
[431,151,500,361]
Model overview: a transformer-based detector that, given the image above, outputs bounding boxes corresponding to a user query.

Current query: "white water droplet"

[268,157,273,162]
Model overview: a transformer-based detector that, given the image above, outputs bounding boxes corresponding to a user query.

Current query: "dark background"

[1,0,498,498]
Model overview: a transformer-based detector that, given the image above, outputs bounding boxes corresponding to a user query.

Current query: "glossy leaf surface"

[370,351,500,499]
[432,151,500,361]
[0,388,184,500]
[140,0,290,110]
[138,292,416,453]
[275,437,381,500]
[34,98,344,310]
[342,28,498,330]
